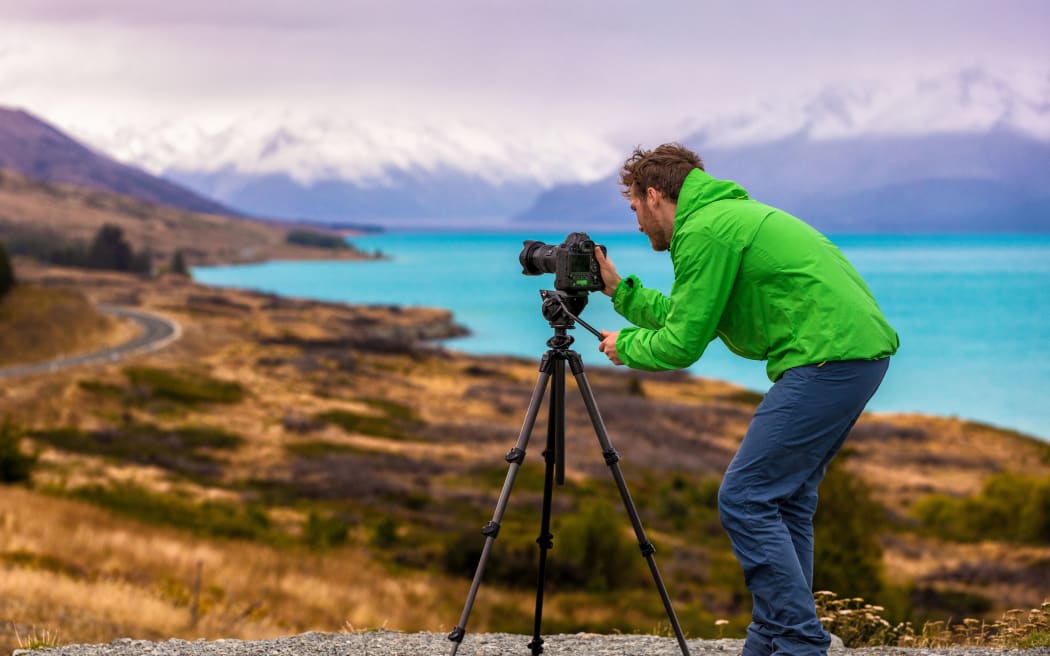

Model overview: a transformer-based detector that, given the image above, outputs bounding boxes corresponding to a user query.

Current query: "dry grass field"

[1,264,1048,653]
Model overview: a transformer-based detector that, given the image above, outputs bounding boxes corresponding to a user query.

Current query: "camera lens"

[520,240,557,275]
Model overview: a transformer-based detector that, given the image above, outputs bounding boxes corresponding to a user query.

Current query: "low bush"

[303,510,352,549]
[314,399,422,441]
[72,483,275,542]
[31,423,242,480]
[913,472,1050,543]
[123,366,246,405]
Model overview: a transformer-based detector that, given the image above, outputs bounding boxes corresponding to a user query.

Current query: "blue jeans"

[717,358,889,656]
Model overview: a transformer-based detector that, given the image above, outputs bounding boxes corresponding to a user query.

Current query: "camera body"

[519,232,605,294]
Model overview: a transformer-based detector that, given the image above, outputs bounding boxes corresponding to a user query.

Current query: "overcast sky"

[1,0,1048,180]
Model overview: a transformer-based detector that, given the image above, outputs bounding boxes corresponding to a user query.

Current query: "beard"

[646,229,670,252]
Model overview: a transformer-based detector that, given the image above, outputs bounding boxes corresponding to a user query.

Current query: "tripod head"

[539,290,602,342]
[540,289,586,328]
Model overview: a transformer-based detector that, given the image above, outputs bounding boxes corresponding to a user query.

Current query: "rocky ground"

[15,630,1050,656]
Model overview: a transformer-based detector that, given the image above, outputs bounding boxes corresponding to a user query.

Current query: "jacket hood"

[674,168,750,228]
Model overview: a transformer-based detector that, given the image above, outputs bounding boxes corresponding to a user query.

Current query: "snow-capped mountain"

[64,66,1050,229]
[518,68,1050,233]
[684,67,1050,147]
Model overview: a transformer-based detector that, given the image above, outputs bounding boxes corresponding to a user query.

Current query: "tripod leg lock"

[448,626,465,643]
[505,447,526,464]
[536,531,554,550]
[638,540,657,557]
[482,521,501,538]
[602,448,621,465]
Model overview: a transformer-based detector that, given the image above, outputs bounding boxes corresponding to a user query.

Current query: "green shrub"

[649,474,720,531]
[913,473,1050,544]
[371,516,400,549]
[0,419,36,484]
[813,456,886,604]
[1019,477,1050,543]
[304,510,351,549]
[31,423,242,481]
[314,399,421,441]
[316,410,408,439]
[72,483,274,542]
[440,526,540,587]
[550,501,645,593]
[124,366,245,405]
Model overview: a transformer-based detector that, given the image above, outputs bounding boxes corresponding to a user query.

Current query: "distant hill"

[0,107,236,216]
[515,129,1050,233]
[0,169,370,266]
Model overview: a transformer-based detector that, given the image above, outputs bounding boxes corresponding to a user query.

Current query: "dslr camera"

[519,232,606,294]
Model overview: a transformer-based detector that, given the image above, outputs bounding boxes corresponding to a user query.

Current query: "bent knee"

[717,474,748,525]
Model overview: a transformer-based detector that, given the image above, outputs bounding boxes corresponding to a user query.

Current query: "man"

[595,143,898,656]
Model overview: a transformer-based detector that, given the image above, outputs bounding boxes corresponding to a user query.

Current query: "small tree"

[0,240,15,297]
[131,246,154,275]
[88,224,134,271]
[170,249,190,276]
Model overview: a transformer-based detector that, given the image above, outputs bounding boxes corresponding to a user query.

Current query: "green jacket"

[613,168,899,381]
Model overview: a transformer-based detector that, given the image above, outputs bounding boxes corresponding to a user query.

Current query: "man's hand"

[599,330,623,365]
[595,248,621,297]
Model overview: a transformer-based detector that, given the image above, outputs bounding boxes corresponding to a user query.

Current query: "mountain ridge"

[0,106,238,217]
[4,66,1049,230]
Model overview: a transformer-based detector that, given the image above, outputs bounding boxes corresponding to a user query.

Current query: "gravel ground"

[16,631,1050,656]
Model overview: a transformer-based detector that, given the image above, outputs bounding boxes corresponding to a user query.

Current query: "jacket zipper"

[716,329,750,356]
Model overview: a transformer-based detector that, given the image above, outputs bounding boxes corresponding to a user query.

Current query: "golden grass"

[0,284,134,366]
[816,591,1050,648]
[0,485,480,653]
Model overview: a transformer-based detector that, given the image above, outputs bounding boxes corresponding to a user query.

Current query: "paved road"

[0,304,182,379]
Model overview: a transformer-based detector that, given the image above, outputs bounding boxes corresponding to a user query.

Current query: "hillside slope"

[0,284,130,367]
[0,169,369,266]
[0,107,234,216]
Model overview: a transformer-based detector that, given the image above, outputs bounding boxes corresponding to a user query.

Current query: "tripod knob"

[546,334,574,349]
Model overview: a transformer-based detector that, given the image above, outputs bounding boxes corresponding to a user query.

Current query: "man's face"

[629,186,672,252]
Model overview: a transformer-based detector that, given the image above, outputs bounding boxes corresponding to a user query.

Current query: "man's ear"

[646,186,663,205]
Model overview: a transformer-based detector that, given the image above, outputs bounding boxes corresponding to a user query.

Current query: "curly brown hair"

[619,143,704,201]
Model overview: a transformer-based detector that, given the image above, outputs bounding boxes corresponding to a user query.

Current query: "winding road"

[0,304,182,379]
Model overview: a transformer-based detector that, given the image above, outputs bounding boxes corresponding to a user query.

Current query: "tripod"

[447,290,692,656]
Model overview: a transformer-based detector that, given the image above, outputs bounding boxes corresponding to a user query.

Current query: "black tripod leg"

[529,357,563,656]
[568,354,693,656]
[448,356,553,656]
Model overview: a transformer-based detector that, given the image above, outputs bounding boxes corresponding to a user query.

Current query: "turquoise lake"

[194,232,1050,441]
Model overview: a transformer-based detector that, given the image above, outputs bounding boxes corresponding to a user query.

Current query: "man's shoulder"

[676,199,770,247]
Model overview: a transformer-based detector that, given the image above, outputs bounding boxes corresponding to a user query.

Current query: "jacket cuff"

[611,274,640,314]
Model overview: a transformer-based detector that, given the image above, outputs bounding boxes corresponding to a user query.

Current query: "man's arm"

[596,248,670,330]
[615,230,742,371]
